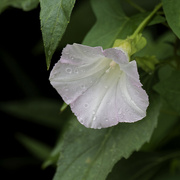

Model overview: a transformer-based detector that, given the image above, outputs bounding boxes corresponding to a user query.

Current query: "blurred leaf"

[0,98,62,128]
[142,100,179,151]
[0,50,40,97]
[39,0,76,69]
[135,31,176,60]
[107,152,162,180]
[17,133,51,161]
[52,95,161,180]
[135,56,159,72]
[83,0,164,49]
[162,0,180,39]
[42,134,63,169]
[0,0,39,13]
[154,170,180,180]
[107,151,180,180]
[154,68,180,115]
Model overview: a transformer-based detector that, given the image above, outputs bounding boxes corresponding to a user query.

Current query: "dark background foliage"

[1,0,180,180]
[0,6,58,180]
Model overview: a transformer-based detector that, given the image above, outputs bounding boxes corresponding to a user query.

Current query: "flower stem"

[131,3,162,38]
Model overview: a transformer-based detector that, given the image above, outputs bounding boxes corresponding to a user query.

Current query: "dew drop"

[92,111,95,115]
[93,116,96,121]
[81,85,86,89]
[74,69,79,73]
[64,51,69,55]
[104,86,108,89]
[80,118,84,124]
[70,56,74,60]
[63,96,68,101]
[70,103,74,108]
[66,68,72,73]
[105,118,108,122]
[84,103,89,108]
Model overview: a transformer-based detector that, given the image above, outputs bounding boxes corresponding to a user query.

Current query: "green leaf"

[107,152,163,180]
[53,95,161,180]
[107,151,180,180]
[83,0,164,49]
[154,67,180,114]
[0,0,39,13]
[17,133,51,161]
[39,0,76,69]
[142,100,179,151]
[0,98,62,129]
[162,0,180,39]
[135,31,176,60]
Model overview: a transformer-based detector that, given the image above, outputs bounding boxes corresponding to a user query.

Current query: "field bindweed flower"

[49,43,149,129]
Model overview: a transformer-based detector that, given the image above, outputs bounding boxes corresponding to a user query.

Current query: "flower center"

[106,60,117,73]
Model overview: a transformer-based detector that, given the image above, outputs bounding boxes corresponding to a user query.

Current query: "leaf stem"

[131,3,162,38]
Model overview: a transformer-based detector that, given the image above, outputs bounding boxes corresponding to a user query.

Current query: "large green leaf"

[53,96,161,180]
[107,152,163,180]
[0,0,39,13]
[142,101,179,151]
[162,0,180,39]
[107,151,180,180]
[39,0,76,69]
[83,0,164,49]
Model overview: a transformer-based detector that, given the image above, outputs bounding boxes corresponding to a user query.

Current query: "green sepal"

[113,33,147,57]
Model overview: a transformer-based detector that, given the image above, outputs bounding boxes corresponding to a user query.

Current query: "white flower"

[49,43,149,129]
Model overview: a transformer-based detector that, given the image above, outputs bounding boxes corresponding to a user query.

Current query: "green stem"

[131,3,162,38]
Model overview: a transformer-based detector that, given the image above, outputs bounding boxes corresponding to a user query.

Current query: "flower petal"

[50,44,149,129]
[49,44,111,104]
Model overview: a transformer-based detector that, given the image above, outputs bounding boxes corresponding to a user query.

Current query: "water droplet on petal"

[93,116,96,121]
[81,85,86,89]
[104,86,108,89]
[64,52,69,55]
[84,103,89,108]
[105,118,108,122]
[63,96,68,101]
[80,119,84,124]
[66,68,72,74]
[74,69,79,73]
[70,103,74,108]
[92,111,95,115]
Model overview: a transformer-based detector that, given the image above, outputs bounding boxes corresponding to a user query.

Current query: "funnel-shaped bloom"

[49,43,149,129]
